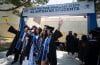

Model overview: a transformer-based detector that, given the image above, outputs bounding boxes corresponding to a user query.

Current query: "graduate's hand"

[58,19,63,30]
[59,19,63,27]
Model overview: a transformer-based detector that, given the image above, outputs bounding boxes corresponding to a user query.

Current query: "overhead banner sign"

[23,1,95,17]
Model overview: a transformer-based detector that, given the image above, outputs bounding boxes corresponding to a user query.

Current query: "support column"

[87,13,97,33]
[15,13,26,49]
[87,0,97,33]
[19,14,25,37]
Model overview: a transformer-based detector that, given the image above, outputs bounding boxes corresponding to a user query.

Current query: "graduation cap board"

[44,25,54,32]
[8,26,18,34]
[19,1,97,36]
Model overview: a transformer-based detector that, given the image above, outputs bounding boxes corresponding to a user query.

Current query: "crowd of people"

[5,20,100,65]
[6,22,63,65]
[65,29,100,65]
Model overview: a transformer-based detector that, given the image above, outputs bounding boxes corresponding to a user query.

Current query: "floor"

[0,51,81,65]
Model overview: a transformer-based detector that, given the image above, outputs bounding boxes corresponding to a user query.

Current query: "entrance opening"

[19,1,98,65]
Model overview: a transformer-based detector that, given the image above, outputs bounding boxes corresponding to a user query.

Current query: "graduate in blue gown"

[28,26,42,65]
[37,28,48,65]
[41,21,63,65]
[19,26,31,65]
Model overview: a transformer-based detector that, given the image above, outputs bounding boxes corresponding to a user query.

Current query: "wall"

[40,16,87,42]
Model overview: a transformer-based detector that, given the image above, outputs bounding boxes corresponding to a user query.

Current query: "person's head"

[41,29,47,38]
[42,29,47,35]
[43,25,48,31]
[38,27,42,34]
[24,25,29,32]
[43,25,54,36]
[88,33,93,39]
[88,28,100,38]
[74,33,77,37]
[36,27,42,35]
[47,29,52,36]
[68,31,72,35]
[81,35,88,41]
[46,26,54,36]
[31,25,37,33]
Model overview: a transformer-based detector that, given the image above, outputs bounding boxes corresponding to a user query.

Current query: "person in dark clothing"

[66,31,75,55]
[6,26,21,64]
[19,25,38,65]
[84,31,99,65]
[6,25,30,64]
[78,35,89,65]
[48,30,62,65]
[19,26,32,65]
[49,23,63,65]
[93,27,100,65]
[25,26,37,60]
[41,22,63,65]
[73,33,79,53]
[38,28,48,65]
[6,26,20,57]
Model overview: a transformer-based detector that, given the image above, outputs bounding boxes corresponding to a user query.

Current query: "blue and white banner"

[23,1,95,17]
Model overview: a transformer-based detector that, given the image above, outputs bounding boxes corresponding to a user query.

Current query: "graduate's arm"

[53,20,63,40]
[57,19,63,31]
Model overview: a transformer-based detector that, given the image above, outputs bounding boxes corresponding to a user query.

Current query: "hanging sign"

[23,1,95,17]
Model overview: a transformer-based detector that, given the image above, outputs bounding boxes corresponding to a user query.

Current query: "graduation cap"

[8,26,18,34]
[44,25,54,32]
[31,25,37,30]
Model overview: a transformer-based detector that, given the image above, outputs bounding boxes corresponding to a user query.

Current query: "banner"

[23,1,95,17]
